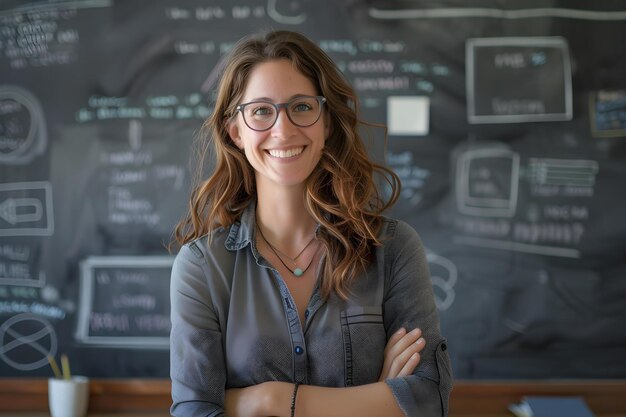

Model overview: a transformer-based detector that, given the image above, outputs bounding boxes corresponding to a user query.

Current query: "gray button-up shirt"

[170,205,452,416]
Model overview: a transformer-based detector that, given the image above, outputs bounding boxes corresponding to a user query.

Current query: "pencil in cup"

[47,354,72,380]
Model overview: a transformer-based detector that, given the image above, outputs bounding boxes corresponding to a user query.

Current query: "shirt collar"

[224,203,256,251]
[223,201,324,251]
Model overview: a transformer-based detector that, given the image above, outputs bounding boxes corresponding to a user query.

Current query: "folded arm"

[226,327,426,417]
[227,381,403,417]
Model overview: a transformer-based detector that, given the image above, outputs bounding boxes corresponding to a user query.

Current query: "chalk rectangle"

[76,256,173,348]
[466,37,572,124]
[0,181,54,236]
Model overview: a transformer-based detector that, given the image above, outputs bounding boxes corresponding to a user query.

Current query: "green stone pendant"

[293,268,304,277]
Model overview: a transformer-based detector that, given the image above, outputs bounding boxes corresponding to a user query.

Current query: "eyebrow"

[245,94,314,103]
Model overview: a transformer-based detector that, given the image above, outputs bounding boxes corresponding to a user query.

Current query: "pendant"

[293,268,304,277]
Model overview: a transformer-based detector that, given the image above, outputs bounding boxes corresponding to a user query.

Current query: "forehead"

[242,59,317,101]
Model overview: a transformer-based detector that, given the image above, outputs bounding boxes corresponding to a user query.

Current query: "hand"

[378,327,425,381]
[225,385,266,417]
[225,382,287,417]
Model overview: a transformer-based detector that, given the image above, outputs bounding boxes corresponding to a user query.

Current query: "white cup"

[48,376,90,417]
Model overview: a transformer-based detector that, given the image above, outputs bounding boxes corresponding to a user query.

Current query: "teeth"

[268,147,304,158]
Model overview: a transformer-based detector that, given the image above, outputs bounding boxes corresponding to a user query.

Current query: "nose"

[271,107,297,136]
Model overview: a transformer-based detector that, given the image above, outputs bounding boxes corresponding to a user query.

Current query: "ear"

[226,117,243,149]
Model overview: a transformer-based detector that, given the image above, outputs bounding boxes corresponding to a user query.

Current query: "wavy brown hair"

[174,30,400,299]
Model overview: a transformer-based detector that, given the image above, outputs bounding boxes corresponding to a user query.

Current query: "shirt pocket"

[340,306,386,386]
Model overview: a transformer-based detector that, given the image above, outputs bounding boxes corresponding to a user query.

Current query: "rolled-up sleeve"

[383,221,453,417]
[170,243,226,417]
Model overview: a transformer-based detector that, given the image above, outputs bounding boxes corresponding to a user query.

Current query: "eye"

[249,104,275,118]
[290,100,314,113]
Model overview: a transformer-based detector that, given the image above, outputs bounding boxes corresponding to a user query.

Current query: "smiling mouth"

[267,147,304,158]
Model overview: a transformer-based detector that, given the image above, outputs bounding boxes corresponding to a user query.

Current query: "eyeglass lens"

[240,96,323,131]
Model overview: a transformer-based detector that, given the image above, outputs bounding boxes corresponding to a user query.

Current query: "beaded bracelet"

[290,382,301,417]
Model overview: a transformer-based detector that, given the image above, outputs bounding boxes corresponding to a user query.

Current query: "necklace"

[268,233,316,263]
[257,225,317,277]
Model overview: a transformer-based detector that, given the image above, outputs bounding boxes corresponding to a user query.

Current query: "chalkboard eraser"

[508,396,595,417]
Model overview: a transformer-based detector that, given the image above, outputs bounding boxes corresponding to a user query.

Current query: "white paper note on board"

[387,96,430,136]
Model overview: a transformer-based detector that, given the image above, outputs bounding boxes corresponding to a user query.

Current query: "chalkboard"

[1,0,626,380]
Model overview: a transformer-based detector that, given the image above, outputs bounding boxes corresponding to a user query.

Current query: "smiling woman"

[169,30,452,417]
[227,59,329,190]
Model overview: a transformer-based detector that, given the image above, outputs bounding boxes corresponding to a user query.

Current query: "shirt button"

[294,346,304,355]
[304,310,309,319]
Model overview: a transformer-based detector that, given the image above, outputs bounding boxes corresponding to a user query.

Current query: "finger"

[380,328,407,380]
[382,329,421,377]
[382,328,412,367]
[386,328,422,359]
[397,352,421,377]
[380,329,424,381]
[387,345,418,377]
[387,336,426,378]
[384,327,407,355]
[415,337,426,353]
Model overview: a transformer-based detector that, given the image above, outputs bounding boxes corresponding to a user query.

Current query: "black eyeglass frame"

[235,95,327,132]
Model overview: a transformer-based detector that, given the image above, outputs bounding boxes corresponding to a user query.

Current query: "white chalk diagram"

[456,147,520,217]
[0,266,45,288]
[0,85,47,164]
[0,181,54,237]
[267,0,307,24]
[427,252,457,312]
[367,7,626,21]
[0,313,57,371]
[465,37,573,124]
[454,146,598,258]
[528,158,599,187]
[76,256,173,348]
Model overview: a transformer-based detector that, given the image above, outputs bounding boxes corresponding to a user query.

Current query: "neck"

[255,185,317,249]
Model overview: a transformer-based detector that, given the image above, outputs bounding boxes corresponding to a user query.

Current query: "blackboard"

[1,0,626,379]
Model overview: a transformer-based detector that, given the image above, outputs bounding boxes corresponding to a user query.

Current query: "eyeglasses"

[235,95,326,132]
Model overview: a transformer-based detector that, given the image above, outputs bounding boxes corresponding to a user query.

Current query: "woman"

[170,30,452,416]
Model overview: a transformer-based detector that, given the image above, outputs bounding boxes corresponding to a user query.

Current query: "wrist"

[259,381,294,416]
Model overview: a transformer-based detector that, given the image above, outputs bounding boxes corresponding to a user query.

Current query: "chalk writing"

[76,94,210,123]
[0,6,79,68]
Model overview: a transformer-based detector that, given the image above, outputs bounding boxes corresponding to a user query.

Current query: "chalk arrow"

[0,197,43,224]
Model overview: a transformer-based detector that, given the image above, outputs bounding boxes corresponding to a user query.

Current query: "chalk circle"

[427,253,458,312]
[431,275,456,311]
[0,85,47,164]
[267,0,307,24]
[0,313,58,371]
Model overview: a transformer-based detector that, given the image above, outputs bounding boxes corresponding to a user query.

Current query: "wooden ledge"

[0,379,170,412]
[1,379,625,415]
[450,381,626,415]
